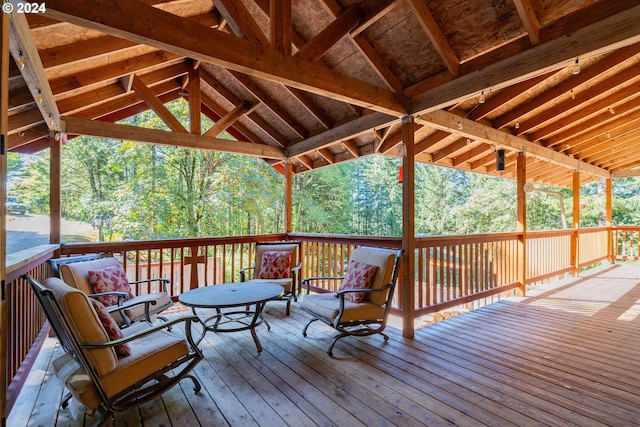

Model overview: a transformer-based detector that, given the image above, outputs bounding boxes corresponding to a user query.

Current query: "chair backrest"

[55,256,121,295]
[348,247,402,305]
[254,241,301,271]
[26,275,118,376]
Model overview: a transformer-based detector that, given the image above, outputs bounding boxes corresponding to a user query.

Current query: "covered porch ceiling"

[6,0,640,188]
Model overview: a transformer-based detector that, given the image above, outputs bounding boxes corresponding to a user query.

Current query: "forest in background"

[8,98,640,242]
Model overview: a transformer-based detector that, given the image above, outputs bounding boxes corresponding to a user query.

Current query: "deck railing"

[612,226,640,260]
[2,226,616,421]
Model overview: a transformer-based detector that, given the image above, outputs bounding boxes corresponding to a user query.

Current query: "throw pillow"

[258,251,292,279]
[88,264,133,307]
[339,260,379,303]
[89,298,130,357]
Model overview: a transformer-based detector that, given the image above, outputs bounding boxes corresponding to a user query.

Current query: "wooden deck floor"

[8,262,640,426]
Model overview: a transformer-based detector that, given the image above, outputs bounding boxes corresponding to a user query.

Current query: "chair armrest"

[107,295,157,324]
[239,265,256,282]
[301,276,345,293]
[130,278,170,294]
[335,283,392,297]
[88,291,129,305]
[80,315,201,351]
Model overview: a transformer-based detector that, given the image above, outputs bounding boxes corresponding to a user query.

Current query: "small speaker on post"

[496,149,505,171]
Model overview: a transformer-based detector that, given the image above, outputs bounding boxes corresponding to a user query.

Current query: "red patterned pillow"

[339,260,379,303]
[88,264,133,307]
[89,298,130,357]
[258,251,292,279]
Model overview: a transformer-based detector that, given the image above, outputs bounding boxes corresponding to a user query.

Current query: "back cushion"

[60,257,121,295]
[348,248,397,305]
[255,243,299,273]
[44,278,118,376]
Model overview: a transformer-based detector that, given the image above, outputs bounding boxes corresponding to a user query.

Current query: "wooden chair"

[300,246,403,356]
[24,274,203,427]
[239,241,302,315]
[50,254,173,327]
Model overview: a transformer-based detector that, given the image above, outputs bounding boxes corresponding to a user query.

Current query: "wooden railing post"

[401,115,415,339]
[284,158,292,234]
[50,132,62,245]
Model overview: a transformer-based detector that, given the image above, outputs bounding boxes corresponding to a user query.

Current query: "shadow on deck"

[9,262,640,426]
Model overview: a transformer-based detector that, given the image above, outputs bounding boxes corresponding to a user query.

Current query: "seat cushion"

[44,277,118,376]
[121,291,172,321]
[53,353,102,410]
[248,278,293,293]
[88,264,133,306]
[99,322,189,397]
[258,250,292,279]
[301,293,385,323]
[59,257,121,295]
[348,248,396,305]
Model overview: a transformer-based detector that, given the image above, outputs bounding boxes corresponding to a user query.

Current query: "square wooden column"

[516,152,526,296]
[284,159,292,234]
[606,178,613,262]
[571,171,581,275]
[50,132,62,245]
[0,12,9,425]
[401,115,415,338]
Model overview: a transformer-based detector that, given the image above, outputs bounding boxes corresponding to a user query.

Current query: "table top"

[178,282,284,309]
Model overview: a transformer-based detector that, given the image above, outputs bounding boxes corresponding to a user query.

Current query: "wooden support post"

[571,171,580,275]
[284,158,292,234]
[0,12,8,426]
[516,152,526,296]
[189,65,201,135]
[50,132,62,245]
[606,178,613,263]
[401,115,415,338]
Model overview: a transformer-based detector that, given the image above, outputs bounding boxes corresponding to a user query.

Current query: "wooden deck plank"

[7,262,640,427]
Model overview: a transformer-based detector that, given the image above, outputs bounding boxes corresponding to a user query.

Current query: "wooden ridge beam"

[411,5,640,116]
[62,116,284,159]
[45,0,406,116]
[419,109,610,178]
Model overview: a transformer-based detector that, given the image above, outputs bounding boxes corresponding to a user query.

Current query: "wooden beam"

[286,87,332,129]
[352,34,404,93]
[287,112,399,157]
[419,109,610,178]
[317,148,334,164]
[350,0,398,37]
[50,132,61,244]
[62,116,285,159]
[131,75,188,133]
[406,0,459,76]
[296,5,362,63]
[284,158,292,233]
[571,171,580,275]
[341,139,360,157]
[411,5,640,116]
[270,0,292,54]
[203,101,250,138]
[513,0,540,45]
[8,11,60,131]
[214,0,268,45]
[188,66,201,135]
[45,0,406,116]
[516,152,527,296]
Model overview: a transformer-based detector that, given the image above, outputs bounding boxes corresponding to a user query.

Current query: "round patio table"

[178,282,284,353]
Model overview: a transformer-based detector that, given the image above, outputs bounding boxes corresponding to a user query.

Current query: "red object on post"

[398,165,403,183]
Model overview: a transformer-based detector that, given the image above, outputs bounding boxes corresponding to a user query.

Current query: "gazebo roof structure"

[6,0,640,188]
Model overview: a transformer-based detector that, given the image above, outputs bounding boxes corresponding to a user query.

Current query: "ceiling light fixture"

[479,91,486,104]
[515,121,520,130]
[36,89,43,104]
[16,51,25,70]
[457,121,463,130]
[570,89,576,100]
[572,58,580,75]
[608,107,615,115]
